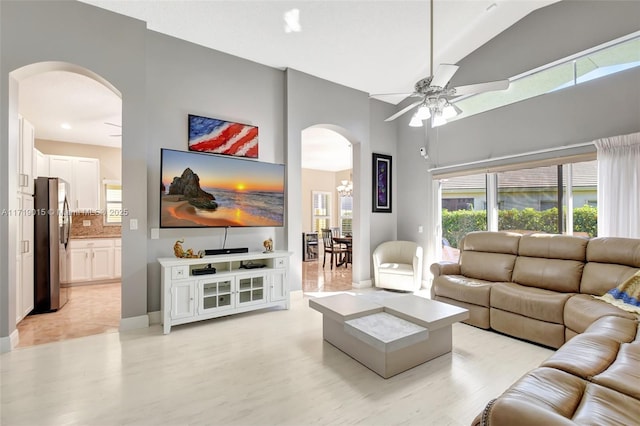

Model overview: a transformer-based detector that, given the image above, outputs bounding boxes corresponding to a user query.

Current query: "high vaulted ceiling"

[81,0,558,102]
[21,0,560,171]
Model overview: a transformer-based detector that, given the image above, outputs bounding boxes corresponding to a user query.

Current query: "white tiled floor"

[2,291,553,426]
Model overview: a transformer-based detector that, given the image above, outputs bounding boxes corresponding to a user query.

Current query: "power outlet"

[83,220,91,227]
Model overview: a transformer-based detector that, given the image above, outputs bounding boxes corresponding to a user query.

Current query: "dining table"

[333,236,352,267]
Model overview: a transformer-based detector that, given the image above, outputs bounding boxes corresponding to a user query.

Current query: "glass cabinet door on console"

[236,273,267,307]
[198,277,234,314]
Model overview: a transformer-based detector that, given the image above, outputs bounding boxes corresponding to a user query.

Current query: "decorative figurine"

[173,239,204,258]
[263,237,273,253]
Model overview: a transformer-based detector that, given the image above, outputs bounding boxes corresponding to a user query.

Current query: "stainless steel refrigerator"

[33,177,71,313]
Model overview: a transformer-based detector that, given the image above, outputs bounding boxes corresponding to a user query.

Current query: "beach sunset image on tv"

[160,149,285,228]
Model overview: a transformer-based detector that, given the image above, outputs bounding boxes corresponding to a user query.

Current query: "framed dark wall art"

[372,153,392,213]
[188,114,258,158]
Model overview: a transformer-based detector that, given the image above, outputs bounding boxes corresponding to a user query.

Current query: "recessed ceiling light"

[60,122,72,130]
[283,9,301,33]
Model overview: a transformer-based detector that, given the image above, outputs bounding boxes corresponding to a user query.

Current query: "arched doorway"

[300,125,356,294]
[7,62,122,347]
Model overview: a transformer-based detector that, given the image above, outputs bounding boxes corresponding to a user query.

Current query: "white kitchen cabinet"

[49,155,100,212]
[18,116,35,195]
[66,238,119,283]
[159,251,292,334]
[15,193,35,323]
[91,245,113,280]
[15,115,35,323]
[35,149,49,178]
[73,157,100,211]
[67,245,92,282]
[48,155,73,186]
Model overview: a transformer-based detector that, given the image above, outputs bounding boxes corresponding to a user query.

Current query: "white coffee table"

[309,293,469,378]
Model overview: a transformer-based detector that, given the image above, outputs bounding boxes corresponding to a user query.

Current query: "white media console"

[158,250,292,334]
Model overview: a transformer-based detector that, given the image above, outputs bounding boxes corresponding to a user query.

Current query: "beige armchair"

[372,241,423,292]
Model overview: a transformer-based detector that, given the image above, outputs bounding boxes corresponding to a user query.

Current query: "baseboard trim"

[0,329,20,353]
[352,279,373,289]
[147,310,162,325]
[119,314,149,331]
[62,279,120,287]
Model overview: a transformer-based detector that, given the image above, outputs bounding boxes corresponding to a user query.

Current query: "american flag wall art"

[188,114,258,158]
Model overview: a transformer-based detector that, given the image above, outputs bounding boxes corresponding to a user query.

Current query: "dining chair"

[321,228,346,269]
[330,227,347,249]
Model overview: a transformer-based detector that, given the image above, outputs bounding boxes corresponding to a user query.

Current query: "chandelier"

[337,179,353,197]
[337,142,353,197]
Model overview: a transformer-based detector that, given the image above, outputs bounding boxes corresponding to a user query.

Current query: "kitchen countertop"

[70,235,121,240]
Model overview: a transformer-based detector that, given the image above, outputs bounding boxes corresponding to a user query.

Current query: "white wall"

[369,99,399,251]
[1,0,148,341]
[0,0,399,345]
[286,69,376,288]
[144,30,286,311]
[394,0,640,277]
[435,0,640,168]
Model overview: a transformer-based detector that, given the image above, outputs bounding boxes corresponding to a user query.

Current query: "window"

[339,196,353,235]
[569,160,597,237]
[452,33,640,121]
[438,159,598,260]
[497,165,560,234]
[104,181,123,225]
[442,198,474,211]
[440,173,487,262]
[312,191,331,233]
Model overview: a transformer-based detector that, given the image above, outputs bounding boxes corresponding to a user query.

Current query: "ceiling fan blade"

[384,100,422,122]
[370,92,417,98]
[453,79,510,96]
[430,64,460,88]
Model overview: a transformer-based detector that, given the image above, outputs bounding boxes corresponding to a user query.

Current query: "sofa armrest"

[430,261,460,278]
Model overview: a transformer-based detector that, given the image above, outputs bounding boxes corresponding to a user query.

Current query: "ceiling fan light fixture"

[380,0,510,128]
[432,115,447,127]
[409,113,424,127]
[442,103,460,120]
[416,105,431,120]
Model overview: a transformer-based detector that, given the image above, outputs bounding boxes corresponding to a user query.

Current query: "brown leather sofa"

[430,231,640,348]
[429,231,640,425]
[472,315,640,425]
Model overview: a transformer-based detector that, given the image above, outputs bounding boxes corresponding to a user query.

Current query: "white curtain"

[594,132,640,238]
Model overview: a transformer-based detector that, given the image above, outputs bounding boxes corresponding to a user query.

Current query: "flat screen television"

[160,149,285,228]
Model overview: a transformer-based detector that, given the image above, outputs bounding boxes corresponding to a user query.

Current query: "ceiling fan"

[381,0,510,127]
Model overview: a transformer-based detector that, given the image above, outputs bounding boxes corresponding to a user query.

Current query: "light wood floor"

[16,260,348,349]
[6,261,554,425]
[2,289,553,426]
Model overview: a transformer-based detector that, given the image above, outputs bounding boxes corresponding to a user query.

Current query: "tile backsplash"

[70,213,121,238]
